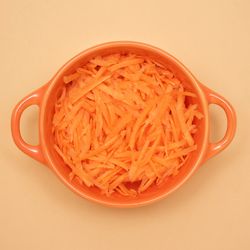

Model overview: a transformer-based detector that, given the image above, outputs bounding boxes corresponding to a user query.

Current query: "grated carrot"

[52,53,203,197]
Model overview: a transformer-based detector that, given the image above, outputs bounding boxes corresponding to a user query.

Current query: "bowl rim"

[40,41,209,207]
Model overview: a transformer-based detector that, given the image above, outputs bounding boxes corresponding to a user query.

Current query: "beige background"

[1,0,250,249]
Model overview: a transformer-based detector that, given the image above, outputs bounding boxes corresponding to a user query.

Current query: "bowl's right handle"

[11,84,48,164]
[201,84,237,161]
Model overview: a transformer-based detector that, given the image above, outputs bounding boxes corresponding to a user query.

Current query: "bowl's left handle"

[11,85,48,164]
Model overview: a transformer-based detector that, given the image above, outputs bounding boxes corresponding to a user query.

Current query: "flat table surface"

[1,1,250,250]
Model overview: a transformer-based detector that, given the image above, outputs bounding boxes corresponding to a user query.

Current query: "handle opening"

[208,104,227,143]
[20,105,39,146]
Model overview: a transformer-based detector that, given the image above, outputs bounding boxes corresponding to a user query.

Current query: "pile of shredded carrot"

[52,53,203,197]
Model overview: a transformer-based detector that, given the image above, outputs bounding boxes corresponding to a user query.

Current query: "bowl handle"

[11,84,48,164]
[201,84,237,161]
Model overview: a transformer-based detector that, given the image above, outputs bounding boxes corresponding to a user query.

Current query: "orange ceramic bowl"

[11,41,236,207]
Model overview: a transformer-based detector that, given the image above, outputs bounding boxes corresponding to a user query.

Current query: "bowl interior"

[42,42,207,206]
